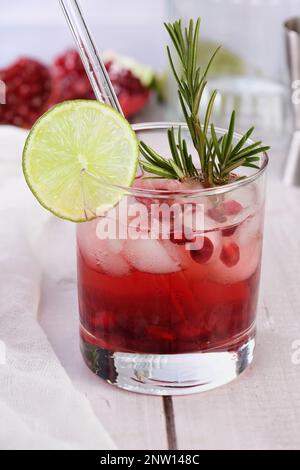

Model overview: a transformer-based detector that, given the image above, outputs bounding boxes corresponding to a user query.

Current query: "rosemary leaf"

[141,162,176,179]
[204,90,218,136]
[138,18,270,186]
[168,128,182,171]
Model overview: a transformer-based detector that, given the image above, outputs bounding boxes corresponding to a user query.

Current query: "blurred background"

[1,0,166,68]
[1,0,300,177]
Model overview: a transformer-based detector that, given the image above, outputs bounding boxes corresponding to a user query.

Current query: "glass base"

[80,330,255,396]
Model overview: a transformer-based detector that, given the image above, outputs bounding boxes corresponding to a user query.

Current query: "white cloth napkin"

[0,126,116,450]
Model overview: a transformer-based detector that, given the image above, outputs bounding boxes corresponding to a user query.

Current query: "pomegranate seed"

[207,207,227,223]
[92,312,115,331]
[223,200,243,216]
[222,226,238,237]
[0,57,52,128]
[147,326,175,341]
[170,229,195,245]
[220,242,240,267]
[190,236,214,264]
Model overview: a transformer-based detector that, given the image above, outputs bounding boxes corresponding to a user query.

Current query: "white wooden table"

[2,0,300,449]
[39,167,300,450]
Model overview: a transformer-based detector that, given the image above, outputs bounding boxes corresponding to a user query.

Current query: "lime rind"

[23,100,139,222]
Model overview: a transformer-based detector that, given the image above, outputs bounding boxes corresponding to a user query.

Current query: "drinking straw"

[59,0,144,178]
[59,0,123,115]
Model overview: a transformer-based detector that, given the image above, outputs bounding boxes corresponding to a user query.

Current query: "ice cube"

[127,200,151,238]
[94,246,130,277]
[235,212,262,246]
[106,238,124,254]
[206,209,263,283]
[133,178,182,192]
[77,219,99,255]
[96,214,118,240]
[228,184,257,211]
[128,200,149,221]
[124,238,182,274]
[161,239,190,270]
[204,197,252,233]
[78,221,130,276]
[182,204,205,235]
[208,238,262,284]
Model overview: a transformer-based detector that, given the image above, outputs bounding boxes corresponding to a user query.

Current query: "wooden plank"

[172,182,300,450]
[38,220,168,451]
[163,397,178,450]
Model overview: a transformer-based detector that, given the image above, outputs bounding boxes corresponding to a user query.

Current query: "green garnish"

[140,18,270,186]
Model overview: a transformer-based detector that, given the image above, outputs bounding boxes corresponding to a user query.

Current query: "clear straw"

[59,0,123,115]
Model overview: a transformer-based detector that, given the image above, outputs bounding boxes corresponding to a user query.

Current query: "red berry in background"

[106,60,150,118]
[117,89,150,118]
[51,50,94,103]
[190,236,214,264]
[220,241,240,267]
[51,50,150,118]
[0,50,152,129]
[0,58,52,128]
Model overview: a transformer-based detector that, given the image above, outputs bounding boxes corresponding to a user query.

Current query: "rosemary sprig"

[140,18,270,186]
[140,127,198,180]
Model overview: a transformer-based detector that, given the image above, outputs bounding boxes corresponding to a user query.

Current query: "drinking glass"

[77,123,268,395]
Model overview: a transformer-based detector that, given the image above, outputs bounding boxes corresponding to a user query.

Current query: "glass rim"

[89,122,269,199]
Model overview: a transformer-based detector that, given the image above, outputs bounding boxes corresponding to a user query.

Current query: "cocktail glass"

[77,123,268,395]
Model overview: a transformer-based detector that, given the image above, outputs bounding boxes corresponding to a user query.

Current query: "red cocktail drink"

[77,125,267,394]
[78,190,262,355]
